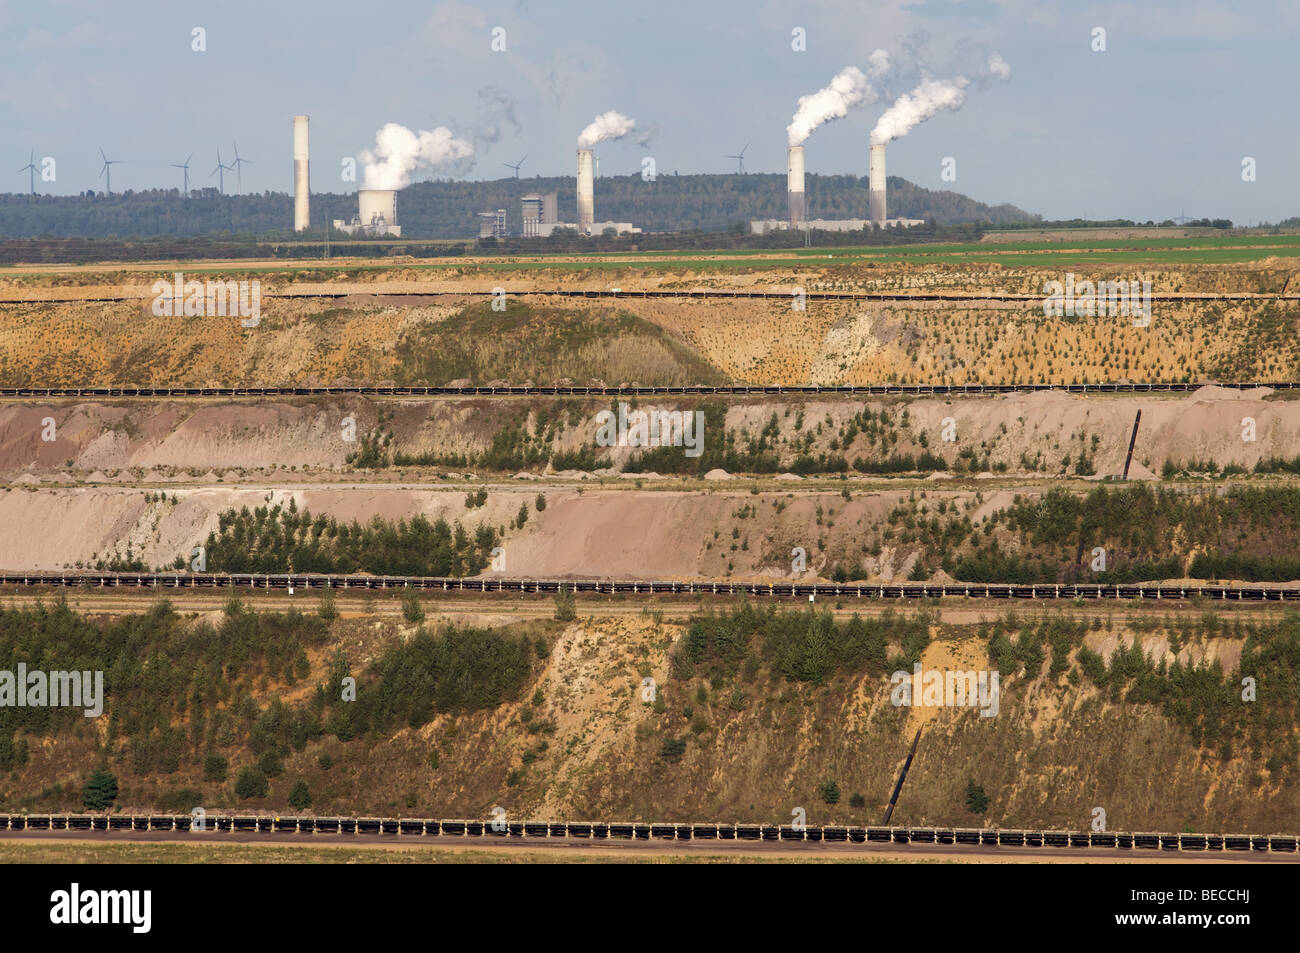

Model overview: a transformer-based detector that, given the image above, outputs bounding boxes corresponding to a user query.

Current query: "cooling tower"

[576,148,595,235]
[293,115,310,232]
[787,145,805,225]
[869,142,886,224]
[358,189,397,227]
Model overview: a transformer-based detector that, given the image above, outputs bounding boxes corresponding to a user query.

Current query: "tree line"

[0,171,1037,242]
[196,500,499,577]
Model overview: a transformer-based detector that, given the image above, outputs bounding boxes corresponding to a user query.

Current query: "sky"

[1,0,1297,223]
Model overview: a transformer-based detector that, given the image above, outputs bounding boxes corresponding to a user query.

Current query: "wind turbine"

[98,147,122,194]
[230,142,253,194]
[171,153,193,196]
[210,148,233,194]
[17,151,37,194]
[724,141,749,174]
[502,155,526,178]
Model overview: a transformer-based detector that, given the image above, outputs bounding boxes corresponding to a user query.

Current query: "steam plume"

[361,123,475,190]
[578,111,635,148]
[869,76,968,145]
[788,52,889,146]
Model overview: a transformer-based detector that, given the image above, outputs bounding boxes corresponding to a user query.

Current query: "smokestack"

[576,148,594,235]
[293,115,310,232]
[869,142,886,224]
[787,145,805,225]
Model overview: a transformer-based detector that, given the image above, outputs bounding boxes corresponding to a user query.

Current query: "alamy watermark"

[151,272,261,327]
[890,664,1000,717]
[0,665,103,717]
[595,402,705,458]
[1042,273,1150,325]
[50,883,150,933]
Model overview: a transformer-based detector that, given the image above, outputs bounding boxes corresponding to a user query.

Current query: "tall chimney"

[576,148,594,235]
[869,142,886,224]
[787,145,805,225]
[293,115,310,232]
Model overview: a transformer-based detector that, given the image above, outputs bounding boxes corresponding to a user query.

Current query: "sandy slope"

[0,389,1296,481]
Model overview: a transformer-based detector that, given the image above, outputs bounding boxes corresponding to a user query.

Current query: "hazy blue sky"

[2,0,1296,222]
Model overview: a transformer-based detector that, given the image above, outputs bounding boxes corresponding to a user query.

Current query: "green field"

[5,232,1299,278]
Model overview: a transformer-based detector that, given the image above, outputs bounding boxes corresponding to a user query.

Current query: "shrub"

[818,779,840,805]
[288,779,312,811]
[849,792,866,809]
[317,588,338,621]
[553,585,576,622]
[965,779,990,814]
[235,766,268,800]
[202,754,228,782]
[402,591,426,623]
[659,737,687,762]
[256,751,283,778]
[81,768,118,810]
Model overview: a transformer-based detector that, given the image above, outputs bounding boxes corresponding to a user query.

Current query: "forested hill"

[0,173,1037,240]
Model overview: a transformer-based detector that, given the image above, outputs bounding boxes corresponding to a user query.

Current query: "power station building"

[515,173,639,239]
[477,208,508,239]
[751,140,922,234]
[520,192,559,236]
[333,188,401,236]
[546,148,640,237]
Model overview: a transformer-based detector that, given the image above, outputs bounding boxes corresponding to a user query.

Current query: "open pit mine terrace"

[1,813,1297,858]
[0,382,1298,398]
[5,572,1300,602]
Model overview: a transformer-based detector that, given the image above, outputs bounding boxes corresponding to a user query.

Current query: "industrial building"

[750,216,923,235]
[333,188,401,236]
[752,139,921,234]
[477,209,508,239]
[514,161,639,238]
[562,147,639,237]
[520,192,559,237]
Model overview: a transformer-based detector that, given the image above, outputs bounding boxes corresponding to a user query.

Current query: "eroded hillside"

[9,599,1296,833]
[1,257,1297,387]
